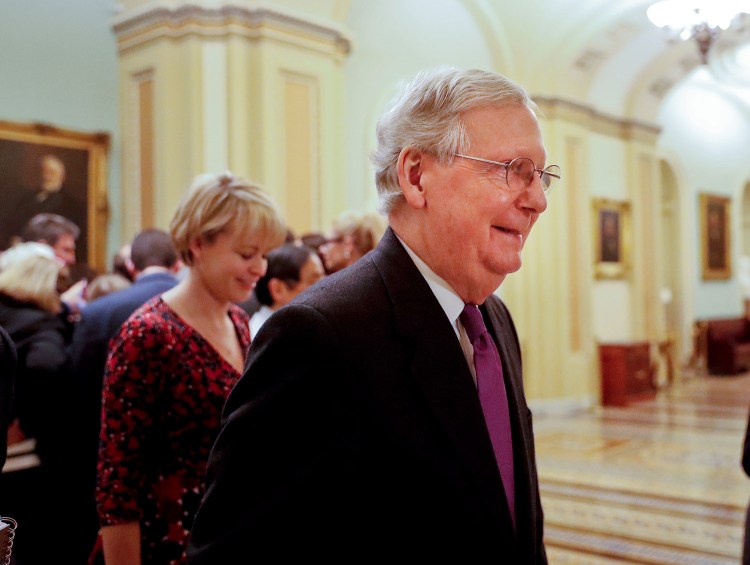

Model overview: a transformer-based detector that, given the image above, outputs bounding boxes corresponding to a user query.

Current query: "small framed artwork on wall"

[0,119,110,271]
[699,192,731,280]
[592,197,631,279]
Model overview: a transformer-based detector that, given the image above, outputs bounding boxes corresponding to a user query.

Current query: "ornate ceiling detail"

[113,2,352,56]
[571,20,641,76]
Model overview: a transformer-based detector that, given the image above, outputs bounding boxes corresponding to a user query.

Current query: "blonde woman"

[96,173,285,565]
[318,211,386,274]
[0,245,71,565]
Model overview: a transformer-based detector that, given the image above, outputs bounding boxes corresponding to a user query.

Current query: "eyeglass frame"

[452,153,561,194]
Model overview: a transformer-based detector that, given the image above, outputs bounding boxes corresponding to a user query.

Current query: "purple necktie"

[460,303,515,526]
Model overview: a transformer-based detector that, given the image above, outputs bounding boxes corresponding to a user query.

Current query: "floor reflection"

[536,373,750,564]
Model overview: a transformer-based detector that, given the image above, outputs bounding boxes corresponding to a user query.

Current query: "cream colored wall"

[115,3,349,239]
[658,69,750,320]
[502,114,597,406]
[514,97,660,407]
[343,0,493,213]
[111,0,681,409]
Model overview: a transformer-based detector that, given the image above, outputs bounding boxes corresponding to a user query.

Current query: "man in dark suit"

[68,228,180,563]
[188,67,557,562]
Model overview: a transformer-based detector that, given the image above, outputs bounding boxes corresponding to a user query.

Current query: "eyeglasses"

[322,235,344,246]
[453,154,561,195]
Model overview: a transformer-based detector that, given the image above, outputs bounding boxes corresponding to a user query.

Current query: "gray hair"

[371,67,535,214]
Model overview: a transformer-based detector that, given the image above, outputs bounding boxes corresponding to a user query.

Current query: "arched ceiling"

[117,0,750,127]
[460,0,750,126]
[342,0,750,128]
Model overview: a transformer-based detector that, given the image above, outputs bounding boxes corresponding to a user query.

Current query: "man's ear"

[125,258,137,278]
[397,147,427,209]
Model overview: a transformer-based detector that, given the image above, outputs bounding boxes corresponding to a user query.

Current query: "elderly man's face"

[41,159,65,192]
[417,104,548,303]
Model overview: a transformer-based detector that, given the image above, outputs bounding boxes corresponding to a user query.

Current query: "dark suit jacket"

[0,293,70,464]
[187,228,547,563]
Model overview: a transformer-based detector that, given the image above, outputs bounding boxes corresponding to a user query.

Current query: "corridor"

[537,373,750,564]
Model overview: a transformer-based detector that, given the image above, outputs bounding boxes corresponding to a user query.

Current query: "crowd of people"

[0,178,384,563]
[4,64,746,565]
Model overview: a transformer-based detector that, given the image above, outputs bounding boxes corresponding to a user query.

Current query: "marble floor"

[535,372,750,564]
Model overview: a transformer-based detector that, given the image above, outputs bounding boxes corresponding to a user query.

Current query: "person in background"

[318,210,385,274]
[22,212,87,325]
[235,229,296,318]
[96,173,285,565]
[249,244,325,339]
[0,241,57,272]
[68,228,181,564]
[85,272,132,302]
[298,231,327,252]
[22,212,79,269]
[0,246,72,565]
[112,242,135,283]
[187,66,556,562]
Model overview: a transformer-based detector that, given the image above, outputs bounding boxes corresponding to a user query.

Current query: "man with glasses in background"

[188,66,558,563]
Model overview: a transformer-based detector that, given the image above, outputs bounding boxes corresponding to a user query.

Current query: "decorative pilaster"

[113,2,351,237]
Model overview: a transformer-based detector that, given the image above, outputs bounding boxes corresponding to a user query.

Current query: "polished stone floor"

[535,372,750,564]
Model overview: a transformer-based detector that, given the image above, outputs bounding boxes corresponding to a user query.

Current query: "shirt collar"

[395,234,465,338]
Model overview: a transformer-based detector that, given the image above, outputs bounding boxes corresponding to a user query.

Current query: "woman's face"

[282,254,325,305]
[190,226,274,304]
[319,233,354,274]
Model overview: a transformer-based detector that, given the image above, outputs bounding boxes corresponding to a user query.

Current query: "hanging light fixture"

[647,0,750,64]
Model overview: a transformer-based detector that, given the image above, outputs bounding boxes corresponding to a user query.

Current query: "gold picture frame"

[592,197,631,279]
[699,192,731,280]
[0,119,110,272]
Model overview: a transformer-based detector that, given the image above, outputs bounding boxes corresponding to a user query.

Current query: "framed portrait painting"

[699,193,731,280]
[0,119,110,271]
[592,197,631,279]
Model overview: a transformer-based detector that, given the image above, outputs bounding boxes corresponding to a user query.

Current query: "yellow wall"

[112,1,671,408]
[115,4,349,238]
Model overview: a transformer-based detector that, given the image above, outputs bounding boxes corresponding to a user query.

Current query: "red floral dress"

[96,297,250,564]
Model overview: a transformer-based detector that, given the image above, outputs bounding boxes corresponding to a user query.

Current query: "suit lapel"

[370,229,509,523]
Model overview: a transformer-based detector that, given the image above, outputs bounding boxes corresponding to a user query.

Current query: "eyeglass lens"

[507,158,560,193]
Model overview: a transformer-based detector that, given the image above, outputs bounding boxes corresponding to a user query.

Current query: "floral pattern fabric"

[96,297,249,564]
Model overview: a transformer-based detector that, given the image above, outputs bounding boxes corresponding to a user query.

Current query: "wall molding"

[113,2,352,57]
[536,97,661,143]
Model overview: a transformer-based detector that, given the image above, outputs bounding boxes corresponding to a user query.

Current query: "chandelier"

[647,0,750,64]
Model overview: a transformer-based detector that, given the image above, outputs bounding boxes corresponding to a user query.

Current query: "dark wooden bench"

[705,317,750,375]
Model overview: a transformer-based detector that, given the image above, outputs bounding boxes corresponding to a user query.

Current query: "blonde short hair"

[0,241,55,271]
[170,172,286,266]
[0,255,62,313]
[86,273,132,302]
[332,211,386,256]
